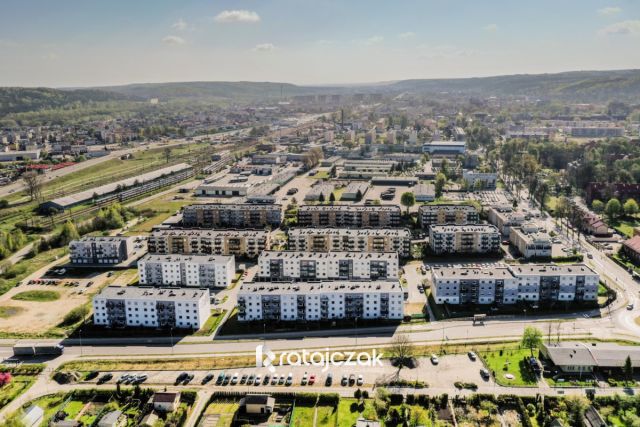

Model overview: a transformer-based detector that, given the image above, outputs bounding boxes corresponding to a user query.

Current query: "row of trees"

[0,229,28,260]
[591,198,638,221]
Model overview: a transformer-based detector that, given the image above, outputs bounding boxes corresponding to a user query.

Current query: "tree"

[605,198,622,220]
[58,220,80,245]
[435,173,446,198]
[400,192,415,215]
[591,199,605,213]
[625,355,633,383]
[329,192,336,203]
[624,199,639,217]
[22,171,43,202]
[521,326,543,357]
[163,147,172,163]
[389,334,414,369]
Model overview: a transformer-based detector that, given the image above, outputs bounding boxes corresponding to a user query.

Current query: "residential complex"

[509,226,552,259]
[418,204,479,229]
[287,227,411,258]
[147,228,269,258]
[237,280,405,321]
[428,224,501,255]
[138,253,235,289]
[297,205,401,228]
[487,206,526,236]
[69,236,134,265]
[462,170,497,190]
[256,251,398,281]
[431,264,599,305]
[182,203,282,228]
[92,286,210,329]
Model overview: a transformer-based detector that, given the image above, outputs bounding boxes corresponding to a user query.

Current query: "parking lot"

[83,354,493,390]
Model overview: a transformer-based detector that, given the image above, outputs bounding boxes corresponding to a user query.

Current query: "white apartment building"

[462,170,497,190]
[429,224,501,255]
[509,225,552,259]
[93,286,210,329]
[487,206,526,236]
[147,228,269,258]
[418,204,479,229]
[138,254,235,289]
[257,251,398,281]
[69,236,134,265]
[431,264,598,306]
[238,281,404,322]
[287,227,411,258]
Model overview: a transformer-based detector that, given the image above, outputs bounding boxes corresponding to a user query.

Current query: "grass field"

[337,399,378,426]
[125,198,192,235]
[192,310,227,337]
[11,290,61,302]
[0,376,36,410]
[0,247,67,296]
[611,217,640,238]
[481,347,539,386]
[0,306,25,318]
[203,401,239,427]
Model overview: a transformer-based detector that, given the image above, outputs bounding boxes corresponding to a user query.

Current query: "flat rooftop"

[96,286,208,301]
[239,280,403,295]
[543,342,640,368]
[508,264,597,276]
[430,224,499,233]
[150,228,269,238]
[288,227,411,237]
[183,203,282,211]
[299,204,400,213]
[139,253,234,264]
[419,204,477,212]
[431,266,514,280]
[259,250,398,261]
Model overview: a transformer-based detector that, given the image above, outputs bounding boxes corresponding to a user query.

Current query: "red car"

[308,375,316,385]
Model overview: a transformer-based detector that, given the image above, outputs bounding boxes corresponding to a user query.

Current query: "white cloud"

[253,43,275,52]
[316,39,336,46]
[483,23,498,32]
[214,10,260,24]
[162,35,186,46]
[598,7,622,16]
[398,32,415,39]
[598,20,640,36]
[172,19,188,31]
[364,35,384,45]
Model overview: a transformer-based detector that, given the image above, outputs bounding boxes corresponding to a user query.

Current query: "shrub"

[59,305,90,327]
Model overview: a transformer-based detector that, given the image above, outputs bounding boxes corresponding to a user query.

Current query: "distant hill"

[0,87,130,116]
[2,69,640,118]
[383,69,640,102]
[97,81,330,101]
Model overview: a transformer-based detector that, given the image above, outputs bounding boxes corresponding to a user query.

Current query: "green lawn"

[125,198,192,235]
[203,402,239,427]
[63,400,86,419]
[192,310,227,336]
[0,306,25,318]
[311,170,330,179]
[611,217,640,238]
[11,290,61,302]
[0,376,36,410]
[0,247,67,296]
[291,404,337,427]
[481,347,539,386]
[337,399,378,427]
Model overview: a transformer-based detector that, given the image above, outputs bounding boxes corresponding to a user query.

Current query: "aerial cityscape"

[2,1,640,426]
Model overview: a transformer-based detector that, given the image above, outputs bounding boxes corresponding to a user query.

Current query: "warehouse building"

[92,286,210,329]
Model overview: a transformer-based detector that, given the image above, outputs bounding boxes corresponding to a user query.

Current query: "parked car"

[231,373,239,385]
[480,368,491,379]
[247,374,255,385]
[348,374,356,386]
[325,373,333,386]
[215,372,225,385]
[240,374,248,384]
[98,373,113,384]
[270,375,278,385]
[430,354,439,365]
[468,351,477,361]
[301,372,308,385]
[85,371,99,381]
[278,375,286,385]
[356,375,364,386]
[254,374,262,385]
[286,373,293,386]
[308,375,316,385]
[341,374,348,386]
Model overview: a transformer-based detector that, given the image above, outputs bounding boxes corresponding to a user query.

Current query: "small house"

[152,392,181,412]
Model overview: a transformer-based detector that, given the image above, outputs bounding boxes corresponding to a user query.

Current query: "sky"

[1,0,640,87]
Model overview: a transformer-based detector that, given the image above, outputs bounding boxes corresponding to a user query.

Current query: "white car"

[356,374,364,386]
[430,354,439,365]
